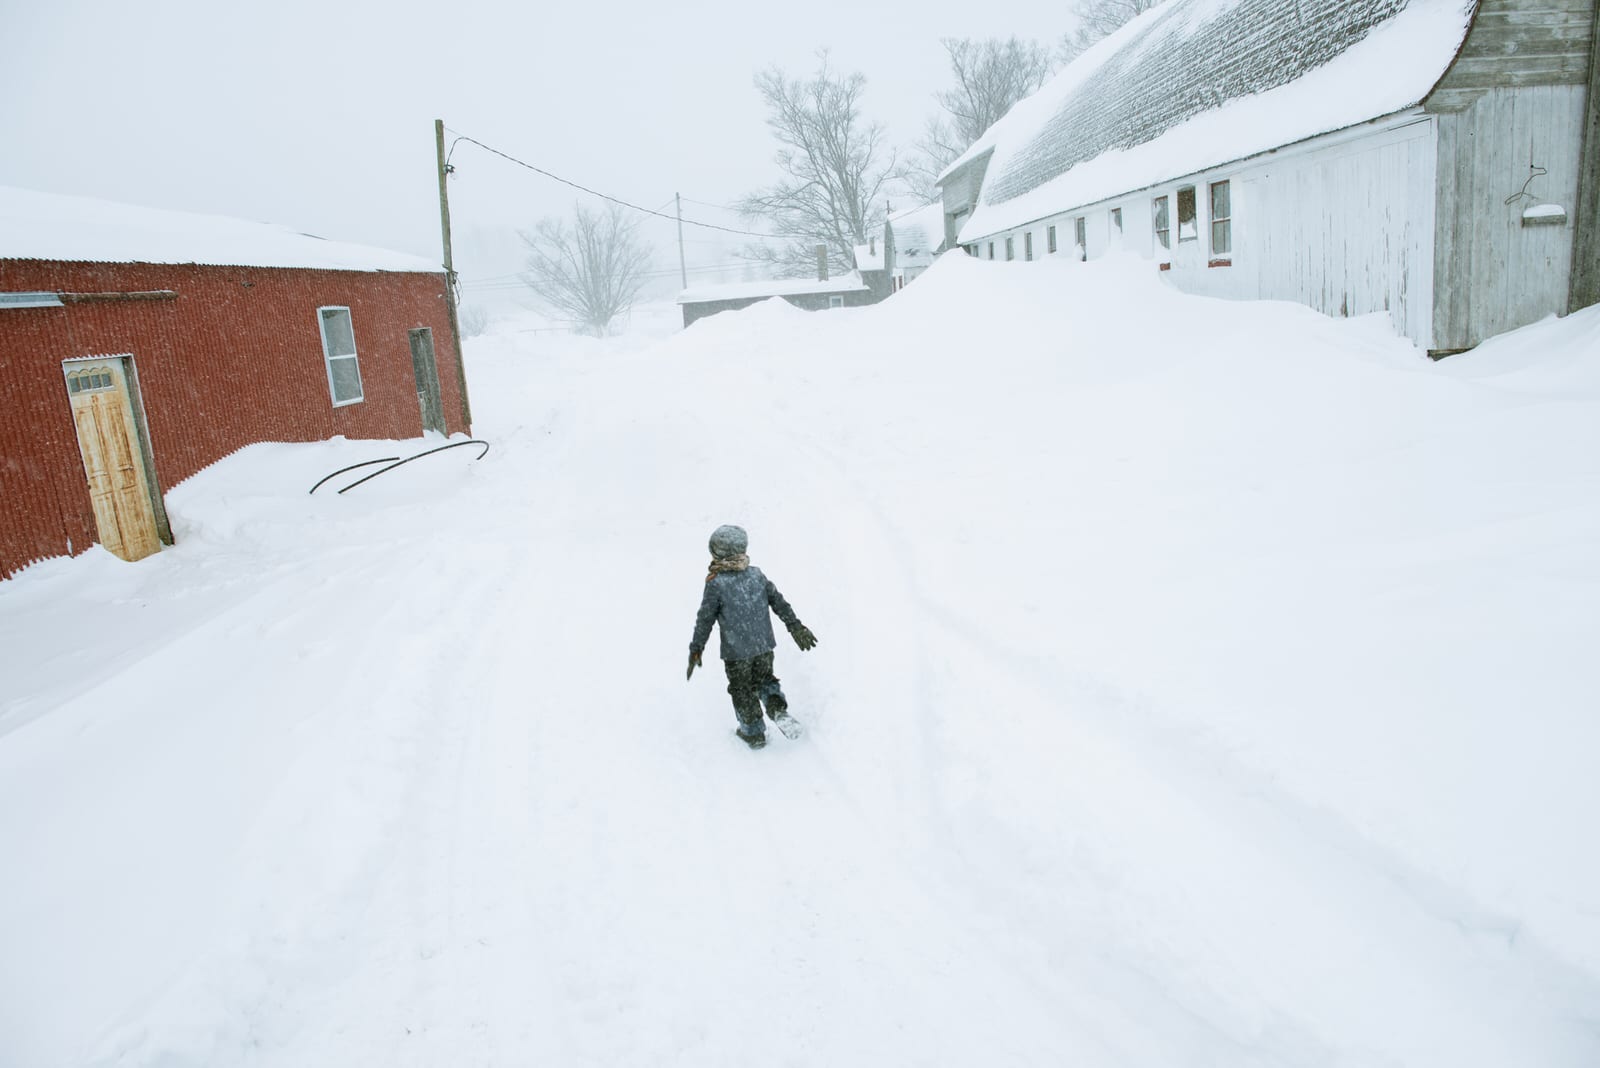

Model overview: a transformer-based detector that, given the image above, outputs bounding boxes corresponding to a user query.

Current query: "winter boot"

[736,727,767,750]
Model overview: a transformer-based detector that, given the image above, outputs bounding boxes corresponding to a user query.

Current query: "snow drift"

[2,252,1596,1066]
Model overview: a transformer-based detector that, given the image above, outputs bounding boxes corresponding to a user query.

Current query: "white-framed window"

[1047,225,1058,254]
[1024,232,1034,261]
[1210,180,1232,259]
[988,241,995,260]
[1005,236,1015,261]
[1074,216,1087,260]
[1110,207,1123,236]
[1153,196,1171,249]
[828,295,845,309]
[317,306,364,406]
[1177,186,1198,242]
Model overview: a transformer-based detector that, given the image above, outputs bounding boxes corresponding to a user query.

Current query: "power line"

[445,129,781,241]
[461,260,760,292]
[680,195,744,213]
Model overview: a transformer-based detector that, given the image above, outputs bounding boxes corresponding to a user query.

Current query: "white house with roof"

[886,202,948,291]
[939,0,1599,357]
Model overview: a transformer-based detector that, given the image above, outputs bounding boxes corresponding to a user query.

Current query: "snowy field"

[2,253,1597,1066]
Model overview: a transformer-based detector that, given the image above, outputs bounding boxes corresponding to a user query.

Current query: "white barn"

[939,0,1599,357]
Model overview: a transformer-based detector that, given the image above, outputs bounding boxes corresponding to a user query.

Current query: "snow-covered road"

[3,255,1597,1066]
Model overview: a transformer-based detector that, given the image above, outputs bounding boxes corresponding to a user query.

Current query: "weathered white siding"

[970,114,1439,349]
[1236,116,1437,348]
[1431,84,1589,351]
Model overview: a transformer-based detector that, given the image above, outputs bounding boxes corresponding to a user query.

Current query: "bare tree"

[520,202,652,337]
[905,37,1057,202]
[458,304,490,338]
[738,53,898,278]
[1058,0,1164,62]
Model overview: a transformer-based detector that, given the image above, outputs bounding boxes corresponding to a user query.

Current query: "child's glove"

[789,623,818,651]
[687,649,703,680]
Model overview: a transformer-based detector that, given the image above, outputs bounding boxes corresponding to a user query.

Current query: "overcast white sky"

[2,0,1075,302]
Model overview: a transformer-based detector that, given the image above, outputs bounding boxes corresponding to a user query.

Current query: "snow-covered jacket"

[690,566,802,662]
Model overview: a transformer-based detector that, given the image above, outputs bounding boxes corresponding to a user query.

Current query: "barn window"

[317,306,364,406]
[828,295,845,309]
[1005,237,1015,260]
[1047,225,1058,253]
[67,370,114,394]
[1153,196,1171,249]
[1024,232,1034,261]
[1177,186,1198,242]
[1074,216,1087,260]
[1210,180,1232,258]
[1111,207,1123,235]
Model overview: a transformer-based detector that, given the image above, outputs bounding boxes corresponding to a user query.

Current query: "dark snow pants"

[723,651,785,735]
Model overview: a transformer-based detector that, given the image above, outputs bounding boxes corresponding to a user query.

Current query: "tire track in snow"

[791,420,1600,1064]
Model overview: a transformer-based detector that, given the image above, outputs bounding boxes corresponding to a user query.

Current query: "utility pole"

[435,119,473,428]
[676,193,688,290]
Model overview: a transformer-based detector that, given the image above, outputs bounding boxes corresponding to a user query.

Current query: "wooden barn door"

[408,327,446,435]
[62,358,166,562]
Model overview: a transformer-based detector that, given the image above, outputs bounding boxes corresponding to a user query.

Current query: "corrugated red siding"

[1,259,469,579]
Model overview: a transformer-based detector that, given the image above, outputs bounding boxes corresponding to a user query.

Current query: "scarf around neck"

[707,553,750,580]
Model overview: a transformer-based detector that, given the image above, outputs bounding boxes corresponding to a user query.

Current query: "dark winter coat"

[690,566,802,662]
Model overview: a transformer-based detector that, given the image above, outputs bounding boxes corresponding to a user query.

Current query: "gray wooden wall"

[1427,0,1596,352]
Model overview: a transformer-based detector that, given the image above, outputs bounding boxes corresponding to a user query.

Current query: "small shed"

[0,187,471,579]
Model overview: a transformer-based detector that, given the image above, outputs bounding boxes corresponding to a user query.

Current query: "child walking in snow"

[686,524,818,749]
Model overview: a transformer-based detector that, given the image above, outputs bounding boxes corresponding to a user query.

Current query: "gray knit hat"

[708,524,748,559]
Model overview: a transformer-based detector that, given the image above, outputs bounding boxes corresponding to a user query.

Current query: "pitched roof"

[888,202,947,258]
[945,0,1476,243]
[853,243,885,272]
[0,186,443,273]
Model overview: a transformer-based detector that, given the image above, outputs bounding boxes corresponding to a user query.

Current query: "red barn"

[1,187,471,579]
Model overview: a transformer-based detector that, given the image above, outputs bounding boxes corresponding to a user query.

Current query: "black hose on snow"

[308,457,400,495]
[335,440,492,494]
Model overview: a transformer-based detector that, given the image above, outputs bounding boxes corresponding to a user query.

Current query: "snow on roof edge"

[957,0,1475,244]
[936,5,1163,187]
[0,187,444,274]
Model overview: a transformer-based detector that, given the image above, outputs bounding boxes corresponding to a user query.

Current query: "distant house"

[886,202,949,290]
[852,226,895,303]
[939,0,1600,357]
[0,187,471,579]
[677,242,886,327]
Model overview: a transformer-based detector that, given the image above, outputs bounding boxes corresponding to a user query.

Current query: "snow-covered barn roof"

[0,186,444,274]
[944,0,1477,243]
[853,243,885,272]
[888,202,946,257]
[676,272,869,304]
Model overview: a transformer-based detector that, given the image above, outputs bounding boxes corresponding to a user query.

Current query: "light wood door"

[63,359,163,562]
